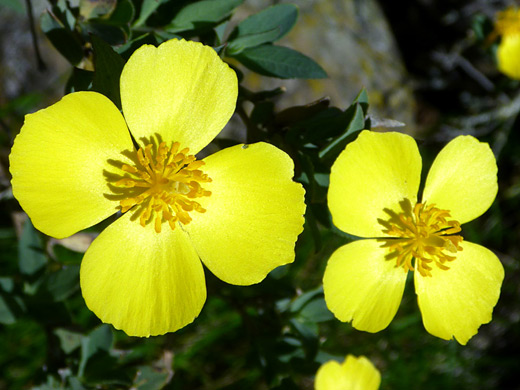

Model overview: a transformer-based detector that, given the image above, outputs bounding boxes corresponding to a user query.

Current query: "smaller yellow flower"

[324,131,504,345]
[315,355,381,390]
[494,7,520,79]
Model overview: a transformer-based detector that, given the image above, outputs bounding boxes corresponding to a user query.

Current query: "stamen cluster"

[381,203,463,277]
[115,141,211,233]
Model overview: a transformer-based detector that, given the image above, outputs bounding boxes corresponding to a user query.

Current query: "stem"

[25,0,46,71]
[236,103,262,144]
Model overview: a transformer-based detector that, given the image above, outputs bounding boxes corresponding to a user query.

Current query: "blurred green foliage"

[0,0,519,389]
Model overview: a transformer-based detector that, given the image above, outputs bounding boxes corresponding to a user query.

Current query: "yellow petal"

[315,355,381,390]
[323,239,408,332]
[9,92,133,239]
[497,34,520,80]
[80,212,206,337]
[120,39,238,154]
[328,131,421,238]
[184,142,305,285]
[422,135,498,225]
[415,241,504,345]
[315,361,350,390]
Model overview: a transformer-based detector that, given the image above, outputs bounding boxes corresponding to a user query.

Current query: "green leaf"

[298,297,334,323]
[0,294,16,324]
[153,30,182,44]
[290,286,323,313]
[133,366,170,390]
[227,29,280,55]
[109,0,135,25]
[134,0,168,27]
[235,44,327,79]
[18,219,47,275]
[353,88,369,114]
[318,103,365,161]
[91,35,125,108]
[214,21,228,45]
[45,265,80,301]
[79,0,117,19]
[0,277,14,293]
[83,21,127,45]
[79,325,113,377]
[229,4,297,48]
[40,10,84,65]
[116,33,158,60]
[55,0,77,30]
[275,97,330,128]
[69,377,86,390]
[167,0,244,33]
[289,318,318,348]
[54,328,83,354]
[52,244,84,265]
[66,67,94,93]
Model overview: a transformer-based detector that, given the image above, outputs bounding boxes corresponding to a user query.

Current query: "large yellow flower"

[9,39,305,337]
[494,7,520,79]
[324,131,504,345]
[315,355,380,390]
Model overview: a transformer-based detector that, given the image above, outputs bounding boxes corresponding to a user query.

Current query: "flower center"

[496,7,520,37]
[379,202,463,277]
[114,141,211,233]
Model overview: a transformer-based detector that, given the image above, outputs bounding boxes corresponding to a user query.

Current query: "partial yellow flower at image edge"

[324,130,504,345]
[315,355,381,390]
[9,39,306,337]
[494,6,520,79]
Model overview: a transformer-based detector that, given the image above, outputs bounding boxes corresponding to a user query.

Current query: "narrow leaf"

[235,44,327,79]
[83,21,127,45]
[134,0,168,27]
[167,0,243,32]
[353,88,369,114]
[318,103,365,161]
[116,33,158,60]
[232,4,297,41]
[227,28,280,55]
[91,35,125,108]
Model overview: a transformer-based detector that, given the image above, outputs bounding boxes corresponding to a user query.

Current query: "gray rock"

[234,0,416,132]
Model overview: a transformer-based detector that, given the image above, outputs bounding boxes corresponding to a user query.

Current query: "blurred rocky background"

[236,0,416,131]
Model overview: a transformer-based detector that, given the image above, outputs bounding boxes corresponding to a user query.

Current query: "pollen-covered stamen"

[114,141,212,233]
[380,203,463,277]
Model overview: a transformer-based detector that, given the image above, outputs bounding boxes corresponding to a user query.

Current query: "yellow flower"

[494,7,520,79]
[9,39,305,337]
[315,355,380,390]
[324,131,504,345]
